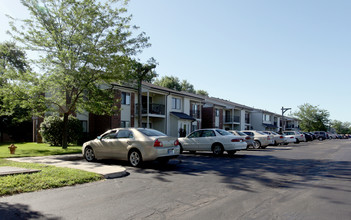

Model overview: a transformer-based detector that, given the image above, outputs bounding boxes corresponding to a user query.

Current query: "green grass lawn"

[0,142,82,158]
[0,142,104,196]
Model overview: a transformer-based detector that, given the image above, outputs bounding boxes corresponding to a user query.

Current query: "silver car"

[82,128,180,167]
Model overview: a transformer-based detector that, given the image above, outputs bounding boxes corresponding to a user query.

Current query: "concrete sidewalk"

[5,154,127,179]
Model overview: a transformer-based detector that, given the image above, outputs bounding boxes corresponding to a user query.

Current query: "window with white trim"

[172,97,181,110]
[121,92,130,105]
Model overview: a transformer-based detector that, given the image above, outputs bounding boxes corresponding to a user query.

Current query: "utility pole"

[281,106,291,132]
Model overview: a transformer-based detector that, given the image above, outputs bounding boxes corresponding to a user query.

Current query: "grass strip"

[0,142,82,158]
[0,159,104,196]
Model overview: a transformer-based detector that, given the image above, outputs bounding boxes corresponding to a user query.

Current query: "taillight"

[290,136,294,139]
[267,136,270,140]
[245,136,251,140]
[280,136,284,139]
[174,139,179,146]
[231,138,243,142]
[154,139,163,147]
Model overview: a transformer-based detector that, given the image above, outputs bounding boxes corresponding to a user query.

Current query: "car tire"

[261,146,267,149]
[227,150,236,156]
[212,144,224,156]
[128,149,143,167]
[253,140,261,149]
[84,147,96,162]
[179,144,183,154]
[274,141,278,146]
[295,139,300,144]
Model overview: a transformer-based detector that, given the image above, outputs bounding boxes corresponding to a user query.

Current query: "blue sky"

[1,0,350,122]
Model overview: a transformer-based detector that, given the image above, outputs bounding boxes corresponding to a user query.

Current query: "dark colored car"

[303,132,313,142]
[314,131,327,141]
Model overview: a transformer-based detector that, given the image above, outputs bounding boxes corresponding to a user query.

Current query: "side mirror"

[97,136,101,140]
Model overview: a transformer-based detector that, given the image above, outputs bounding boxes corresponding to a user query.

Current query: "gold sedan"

[82,128,180,167]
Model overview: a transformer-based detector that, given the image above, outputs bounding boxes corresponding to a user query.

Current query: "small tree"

[40,115,82,146]
[129,59,157,127]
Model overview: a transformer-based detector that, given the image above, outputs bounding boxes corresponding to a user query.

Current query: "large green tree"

[6,0,150,148]
[154,75,208,95]
[293,103,330,131]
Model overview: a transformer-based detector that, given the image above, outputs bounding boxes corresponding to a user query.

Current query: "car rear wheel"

[84,147,96,162]
[179,144,183,154]
[129,149,142,167]
[295,139,300,144]
[212,144,224,156]
[227,150,236,156]
[253,140,261,149]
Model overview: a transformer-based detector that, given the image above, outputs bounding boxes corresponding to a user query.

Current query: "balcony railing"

[136,104,165,115]
[225,116,240,123]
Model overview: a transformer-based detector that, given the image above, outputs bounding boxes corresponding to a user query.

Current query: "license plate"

[168,149,174,155]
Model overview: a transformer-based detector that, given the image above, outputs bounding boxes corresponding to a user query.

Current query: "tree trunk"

[138,80,142,128]
[62,112,69,149]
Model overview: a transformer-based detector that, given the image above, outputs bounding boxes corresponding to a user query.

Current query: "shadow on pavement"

[0,203,60,220]
[119,149,351,193]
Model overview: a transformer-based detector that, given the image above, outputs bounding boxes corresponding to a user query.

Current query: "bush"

[40,115,83,146]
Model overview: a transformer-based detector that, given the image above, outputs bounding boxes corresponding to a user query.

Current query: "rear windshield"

[137,129,167,137]
[236,131,247,136]
[216,129,232,136]
[257,131,267,135]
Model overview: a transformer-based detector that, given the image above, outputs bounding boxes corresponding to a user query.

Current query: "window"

[172,97,181,110]
[138,129,166,137]
[121,121,130,128]
[216,129,232,136]
[81,120,87,133]
[215,109,220,117]
[117,130,133,138]
[101,131,117,140]
[188,131,201,138]
[121,92,130,105]
[201,130,216,137]
[263,114,270,122]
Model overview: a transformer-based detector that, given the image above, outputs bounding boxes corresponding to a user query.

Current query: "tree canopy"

[293,103,330,132]
[154,75,208,96]
[5,0,150,147]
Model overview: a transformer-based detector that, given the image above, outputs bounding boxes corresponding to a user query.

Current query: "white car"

[263,131,285,146]
[241,130,271,149]
[82,128,180,167]
[283,131,306,143]
[178,129,247,156]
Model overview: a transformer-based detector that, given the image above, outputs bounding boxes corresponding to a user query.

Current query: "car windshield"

[137,129,167,137]
[216,129,232,136]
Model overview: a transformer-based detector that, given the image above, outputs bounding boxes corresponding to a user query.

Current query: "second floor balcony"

[136,104,165,116]
[225,115,240,123]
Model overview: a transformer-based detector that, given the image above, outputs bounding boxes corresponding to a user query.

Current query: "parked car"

[178,129,247,156]
[314,131,327,141]
[262,131,285,146]
[228,130,254,148]
[82,128,180,167]
[303,132,313,142]
[282,131,306,143]
[241,130,271,149]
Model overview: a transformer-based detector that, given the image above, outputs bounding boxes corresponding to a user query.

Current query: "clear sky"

[1,0,350,122]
